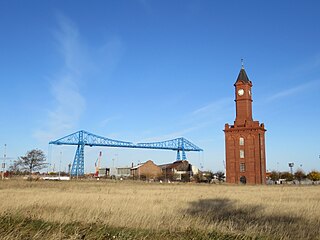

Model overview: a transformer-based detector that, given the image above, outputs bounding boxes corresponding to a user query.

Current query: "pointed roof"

[235,68,250,84]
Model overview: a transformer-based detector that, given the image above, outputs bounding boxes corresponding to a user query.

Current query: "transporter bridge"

[49,130,203,177]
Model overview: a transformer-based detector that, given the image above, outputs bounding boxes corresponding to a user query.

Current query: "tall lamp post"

[68,163,71,176]
[288,162,294,175]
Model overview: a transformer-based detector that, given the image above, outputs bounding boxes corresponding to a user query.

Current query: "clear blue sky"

[0,0,319,173]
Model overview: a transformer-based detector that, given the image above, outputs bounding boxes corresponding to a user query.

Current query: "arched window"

[240,176,246,184]
[240,163,245,172]
[239,137,244,146]
[240,150,245,158]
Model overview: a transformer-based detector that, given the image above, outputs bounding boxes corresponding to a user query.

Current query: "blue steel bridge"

[49,130,203,177]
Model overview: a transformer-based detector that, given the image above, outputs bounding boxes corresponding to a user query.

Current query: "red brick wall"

[224,75,267,185]
[224,125,266,184]
[131,160,162,179]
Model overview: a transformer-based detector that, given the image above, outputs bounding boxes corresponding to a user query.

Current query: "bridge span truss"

[49,130,203,176]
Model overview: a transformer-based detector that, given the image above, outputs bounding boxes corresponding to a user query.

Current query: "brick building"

[224,66,266,184]
[131,160,162,180]
[159,160,192,181]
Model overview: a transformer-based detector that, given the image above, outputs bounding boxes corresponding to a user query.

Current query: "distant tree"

[307,171,320,182]
[280,172,294,182]
[294,169,306,184]
[215,171,225,183]
[8,161,21,175]
[192,171,214,183]
[15,149,47,179]
[269,170,280,183]
[202,171,214,183]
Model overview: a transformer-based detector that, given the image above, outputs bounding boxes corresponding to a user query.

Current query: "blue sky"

[0,0,320,173]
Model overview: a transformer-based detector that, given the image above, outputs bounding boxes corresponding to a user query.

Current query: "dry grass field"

[0,179,319,239]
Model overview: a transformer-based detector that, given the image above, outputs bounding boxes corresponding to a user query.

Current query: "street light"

[68,163,71,176]
[288,162,294,175]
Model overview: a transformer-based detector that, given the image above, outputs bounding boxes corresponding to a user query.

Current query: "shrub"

[307,171,320,182]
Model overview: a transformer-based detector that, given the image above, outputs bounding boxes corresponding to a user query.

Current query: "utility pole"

[59,151,62,179]
[68,163,71,175]
[112,157,117,178]
[1,144,6,180]
[165,166,167,183]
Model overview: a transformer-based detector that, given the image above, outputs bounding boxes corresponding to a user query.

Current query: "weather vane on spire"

[241,58,244,69]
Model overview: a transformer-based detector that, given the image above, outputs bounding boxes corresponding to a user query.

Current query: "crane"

[94,151,102,177]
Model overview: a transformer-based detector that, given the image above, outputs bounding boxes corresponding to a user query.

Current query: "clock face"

[238,89,244,96]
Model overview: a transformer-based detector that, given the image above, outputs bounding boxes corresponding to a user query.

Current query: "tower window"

[239,137,244,146]
[240,163,246,172]
[240,150,245,158]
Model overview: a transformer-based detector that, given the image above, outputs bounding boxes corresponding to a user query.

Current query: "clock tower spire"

[234,67,253,126]
[224,65,267,184]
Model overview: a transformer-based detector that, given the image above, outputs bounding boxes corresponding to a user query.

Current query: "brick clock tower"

[224,66,266,184]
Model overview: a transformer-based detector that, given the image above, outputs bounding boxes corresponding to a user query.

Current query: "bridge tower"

[49,130,202,176]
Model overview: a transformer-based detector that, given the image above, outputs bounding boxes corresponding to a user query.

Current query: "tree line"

[269,169,320,184]
[5,148,320,185]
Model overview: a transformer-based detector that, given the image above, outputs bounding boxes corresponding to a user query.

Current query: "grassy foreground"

[0,180,319,239]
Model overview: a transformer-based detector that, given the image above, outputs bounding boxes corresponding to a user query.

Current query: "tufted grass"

[0,179,319,239]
